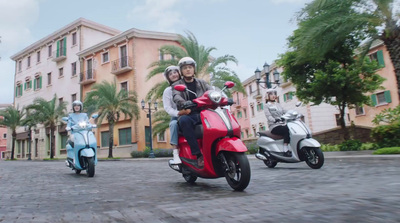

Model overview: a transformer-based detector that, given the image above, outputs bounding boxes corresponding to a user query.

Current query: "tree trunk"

[11,131,16,160]
[339,103,349,141]
[382,28,400,102]
[108,121,114,158]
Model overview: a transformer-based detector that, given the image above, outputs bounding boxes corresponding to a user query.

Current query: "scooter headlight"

[209,91,222,104]
[78,121,87,128]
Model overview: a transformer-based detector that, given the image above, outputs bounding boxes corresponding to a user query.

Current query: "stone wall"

[313,126,373,145]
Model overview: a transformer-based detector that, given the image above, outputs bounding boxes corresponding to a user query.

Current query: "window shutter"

[57,40,60,57]
[19,86,22,96]
[371,94,377,106]
[377,50,385,67]
[63,37,67,56]
[284,94,287,102]
[24,83,26,90]
[34,79,37,90]
[39,76,42,89]
[29,80,32,88]
[384,90,392,103]
[15,87,18,97]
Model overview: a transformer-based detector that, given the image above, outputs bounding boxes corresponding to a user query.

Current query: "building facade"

[9,18,120,160]
[349,40,399,127]
[77,28,182,155]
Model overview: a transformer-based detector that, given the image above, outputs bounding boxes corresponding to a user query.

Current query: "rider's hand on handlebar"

[178,109,191,116]
[183,101,196,109]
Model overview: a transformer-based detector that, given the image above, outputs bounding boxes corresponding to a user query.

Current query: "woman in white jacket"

[264,89,291,156]
[162,66,191,164]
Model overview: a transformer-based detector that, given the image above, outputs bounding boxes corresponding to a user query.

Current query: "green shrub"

[371,121,400,148]
[372,147,400,155]
[130,147,173,158]
[339,139,362,151]
[321,144,340,152]
[245,141,258,154]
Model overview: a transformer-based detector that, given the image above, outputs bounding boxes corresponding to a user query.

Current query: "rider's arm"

[163,87,179,117]
[264,104,277,124]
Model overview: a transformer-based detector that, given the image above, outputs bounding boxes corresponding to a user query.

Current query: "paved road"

[0,155,399,223]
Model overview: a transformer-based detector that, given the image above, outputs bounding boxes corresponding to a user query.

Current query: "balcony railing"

[52,49,67,62]
[79,69,96,85]
[111,56,133,75]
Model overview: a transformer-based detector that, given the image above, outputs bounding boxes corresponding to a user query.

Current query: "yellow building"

[77,28,182,156]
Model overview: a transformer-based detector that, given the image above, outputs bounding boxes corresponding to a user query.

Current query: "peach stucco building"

[349,40,399,127]
[77,28,181,155]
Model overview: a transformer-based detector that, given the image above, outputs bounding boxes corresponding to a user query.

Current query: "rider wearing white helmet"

[264,89,291,156]
[172,57,212,168]
[66,100,89,132]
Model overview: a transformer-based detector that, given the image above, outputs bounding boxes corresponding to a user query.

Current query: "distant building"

[0,104,12,159]
[9,18,120,159]
[77,28,182,155]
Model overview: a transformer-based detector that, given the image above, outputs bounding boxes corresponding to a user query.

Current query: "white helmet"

[72,100,83,112]
[178,57,197,73]
[266,88,277,95]
[163,65,181,85]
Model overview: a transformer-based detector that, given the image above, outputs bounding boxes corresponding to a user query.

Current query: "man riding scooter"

[172,57,212,168]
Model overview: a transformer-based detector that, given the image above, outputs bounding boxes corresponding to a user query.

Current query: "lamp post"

[255,62,280,91]
[24,126,32,160]
[141,99,158,158]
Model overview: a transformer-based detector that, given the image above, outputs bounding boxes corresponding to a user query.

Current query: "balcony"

[52,49,67,62]
[80,69,96,85]
[111,56,133,75]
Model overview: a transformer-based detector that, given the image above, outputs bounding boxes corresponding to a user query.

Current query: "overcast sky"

[0,0,312,104]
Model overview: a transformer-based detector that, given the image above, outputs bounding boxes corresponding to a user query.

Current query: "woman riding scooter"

[264,89,291,156]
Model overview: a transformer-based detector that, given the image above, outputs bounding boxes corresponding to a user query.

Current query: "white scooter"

[255,108,324,169]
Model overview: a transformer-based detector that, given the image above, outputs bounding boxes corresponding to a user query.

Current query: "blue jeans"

[178,113,201,156]
[169,117,178,146]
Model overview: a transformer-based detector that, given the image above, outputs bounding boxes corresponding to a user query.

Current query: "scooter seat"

[258,131,284,140]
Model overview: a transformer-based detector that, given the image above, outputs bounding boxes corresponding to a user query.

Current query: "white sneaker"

[171,149,181,164]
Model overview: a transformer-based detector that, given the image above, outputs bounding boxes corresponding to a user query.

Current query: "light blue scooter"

[62,114,98,177]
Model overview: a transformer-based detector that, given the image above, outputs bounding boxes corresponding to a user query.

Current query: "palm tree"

[0,106,25,160]
[146,31,246,136]
[20,109,38,160]
[146,31,246,101]
[293,0,400,100]
[26,95,67,159]
[84,80,140,158]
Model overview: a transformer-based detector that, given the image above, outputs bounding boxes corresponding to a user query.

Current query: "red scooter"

[169,81,251,191]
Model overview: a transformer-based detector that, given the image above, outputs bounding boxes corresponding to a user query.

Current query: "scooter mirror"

[224,81,235,89]
[295,102,303,107]
[91,114,99,119]
[61,117,68,122]
[174,84,187,92]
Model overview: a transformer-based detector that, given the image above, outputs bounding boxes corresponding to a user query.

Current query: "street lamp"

[24,126,32,160]
[141,99,158,158]
[255,62,280,90]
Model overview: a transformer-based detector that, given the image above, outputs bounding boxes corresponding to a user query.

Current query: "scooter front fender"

[299,138,321,149]
[215,137,247,155]
[80,148,95,157]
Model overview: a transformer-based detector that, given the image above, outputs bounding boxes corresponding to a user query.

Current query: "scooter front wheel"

[85,157,95,177]
[223,152,251,191]
[305,147,324,169]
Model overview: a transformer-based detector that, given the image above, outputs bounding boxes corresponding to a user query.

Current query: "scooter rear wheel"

[223,152,251,191]
[183,174,197,183]
[263,158,278,168]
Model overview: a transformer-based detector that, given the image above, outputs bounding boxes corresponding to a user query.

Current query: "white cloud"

[0,0,40,104]
[126,0,185,32]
